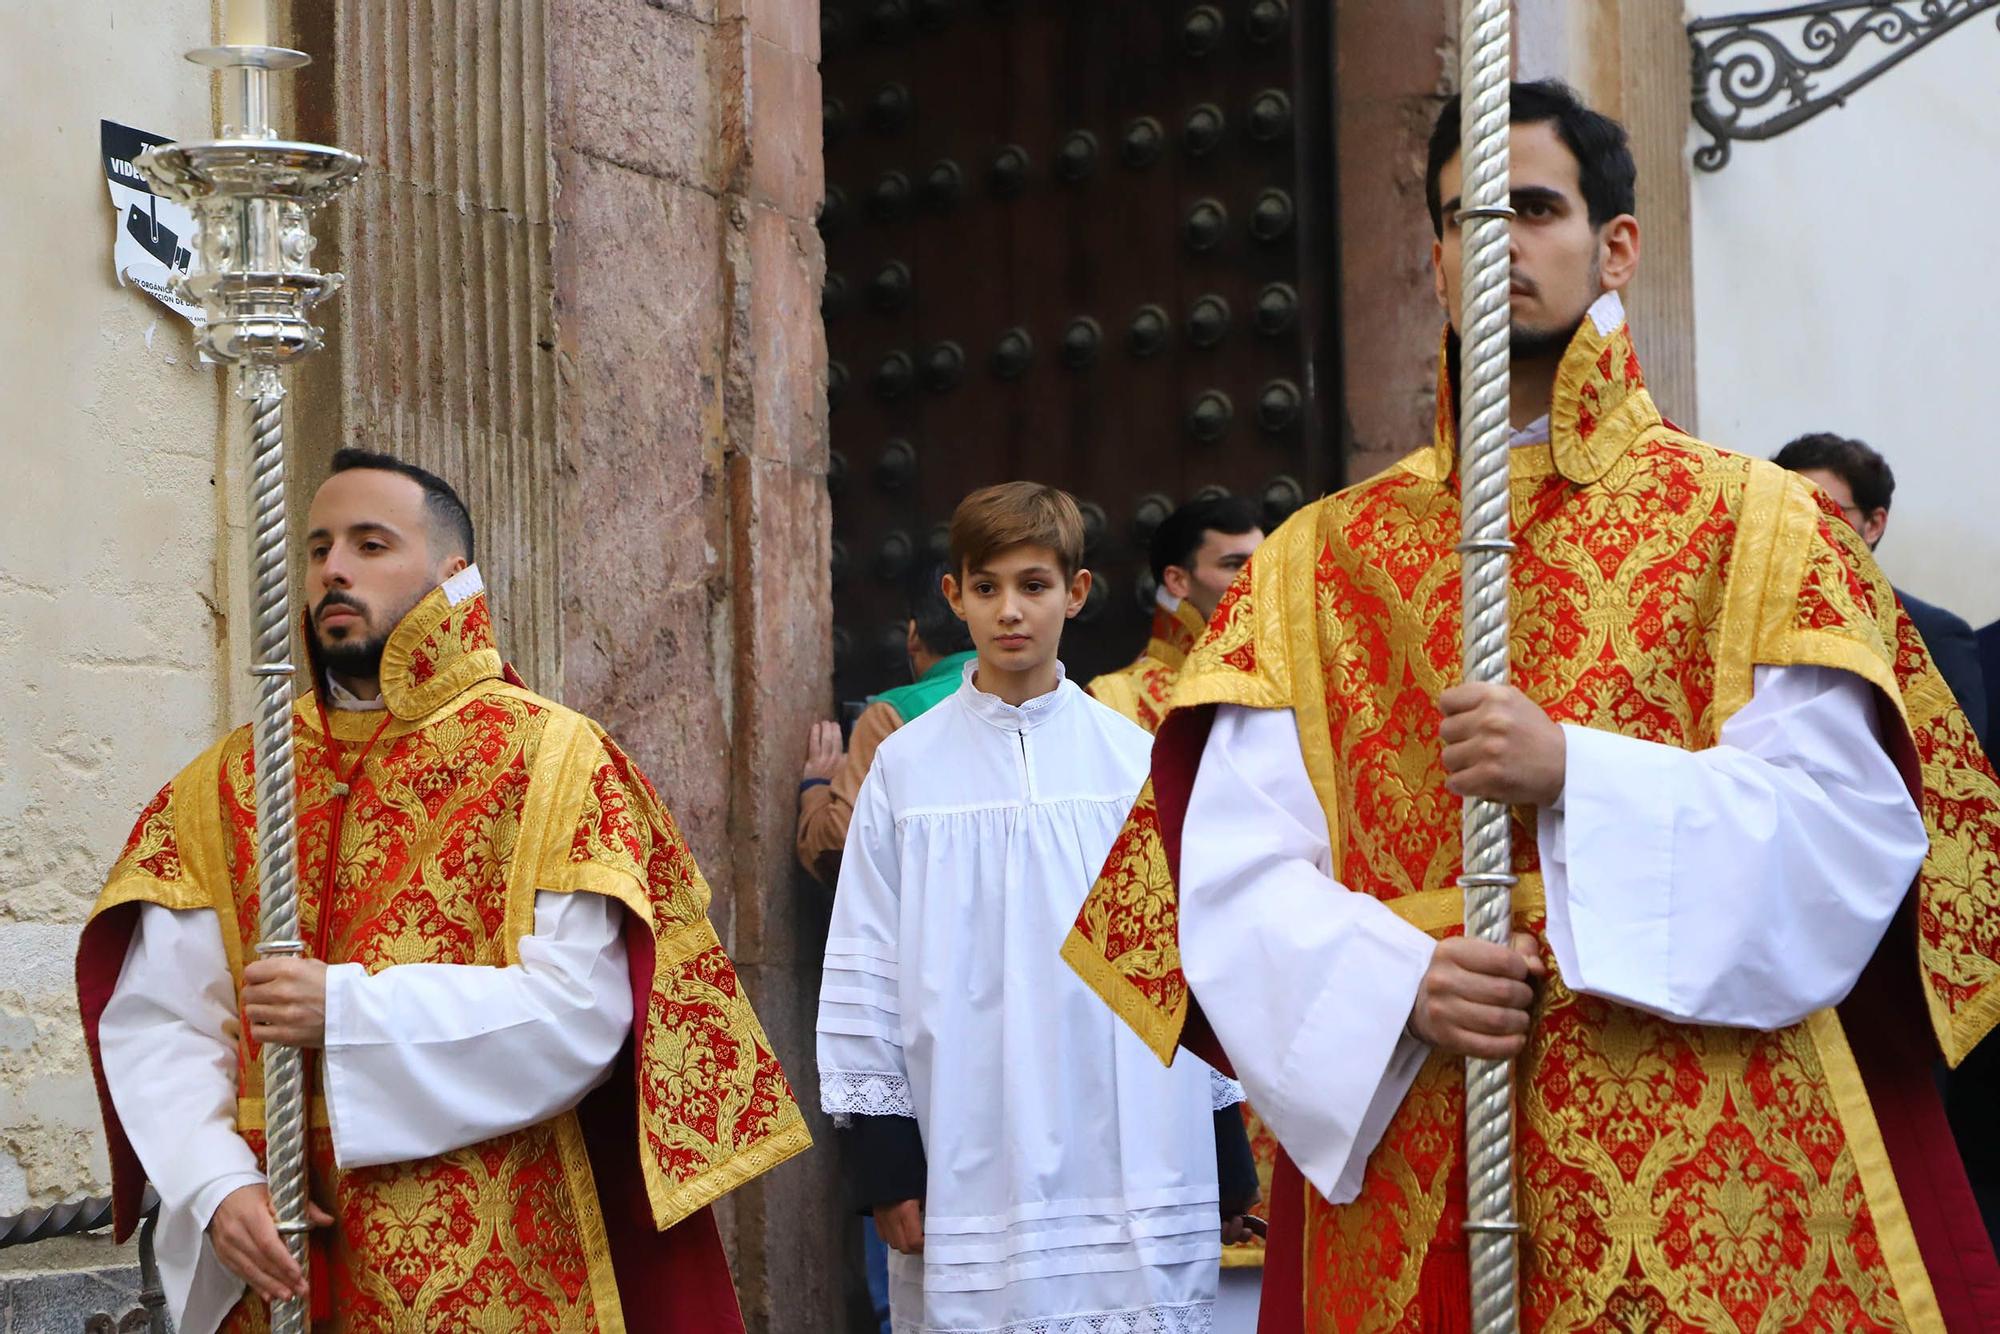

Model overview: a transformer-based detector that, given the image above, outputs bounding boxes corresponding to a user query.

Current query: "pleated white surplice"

[818,665,1228,1334]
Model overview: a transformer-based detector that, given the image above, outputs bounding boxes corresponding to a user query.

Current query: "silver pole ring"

[1455,205,1518,222]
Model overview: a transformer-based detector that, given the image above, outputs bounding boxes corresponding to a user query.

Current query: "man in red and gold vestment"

[77,449,810,1334]
[1064,82,2000,1331]
[1089,495,1264,734]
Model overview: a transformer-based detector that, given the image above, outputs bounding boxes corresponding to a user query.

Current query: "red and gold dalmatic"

[77,581,811,1333]
[1089,596,1209,734]
[1063,311,2000,1332]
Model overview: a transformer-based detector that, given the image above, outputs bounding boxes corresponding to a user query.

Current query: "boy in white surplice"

[817,482,1258,1334]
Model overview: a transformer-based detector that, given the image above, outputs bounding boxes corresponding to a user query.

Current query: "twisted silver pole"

[242,362,309,1334]
[136,40,360,1333]
[1454,2,1520,1331]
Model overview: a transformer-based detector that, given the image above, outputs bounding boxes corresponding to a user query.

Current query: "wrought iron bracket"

[1689,0,2000,171]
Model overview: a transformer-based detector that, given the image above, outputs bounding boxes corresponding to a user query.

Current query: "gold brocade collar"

[1146,597,1208,672]
[1402,291,1662,491]
[305,566,505,729]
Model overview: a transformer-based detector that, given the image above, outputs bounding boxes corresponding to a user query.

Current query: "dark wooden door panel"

[822,0,1339,699]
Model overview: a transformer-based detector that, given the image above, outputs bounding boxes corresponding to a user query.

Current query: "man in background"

[1776,430,2000,1253]
[1089,495,1263,732]
[798,563,975,888]
[1775,431,1989,749]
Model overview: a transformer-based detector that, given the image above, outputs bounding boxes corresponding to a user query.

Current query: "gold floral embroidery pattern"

[1064,308,1988,1329]
[89,634,810,1330]
[549,731,811,1227]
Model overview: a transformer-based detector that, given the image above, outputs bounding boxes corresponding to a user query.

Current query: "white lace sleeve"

[820,1071,917,1123]
[817,769,916,1127]
[1210,1067,1247,1111]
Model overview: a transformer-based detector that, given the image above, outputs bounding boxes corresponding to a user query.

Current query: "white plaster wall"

[0,1,223,1216]
[1687,2,2000,625]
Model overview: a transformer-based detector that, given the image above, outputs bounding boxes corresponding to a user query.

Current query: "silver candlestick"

[139,44,362,1334]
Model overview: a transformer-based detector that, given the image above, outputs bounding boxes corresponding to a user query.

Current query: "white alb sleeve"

[99,904,261,1334]
[1539,662,1928,1029]
[321,889,631,1169]
[816,768,913,1121]
[1179,704,1436,1205]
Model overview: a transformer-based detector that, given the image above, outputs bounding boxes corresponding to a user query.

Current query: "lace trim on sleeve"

[821,1070,916,1120]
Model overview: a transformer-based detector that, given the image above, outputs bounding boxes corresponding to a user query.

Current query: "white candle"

[223,0,269,47]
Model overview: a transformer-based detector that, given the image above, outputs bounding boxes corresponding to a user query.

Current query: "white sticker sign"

[102,119,204,327]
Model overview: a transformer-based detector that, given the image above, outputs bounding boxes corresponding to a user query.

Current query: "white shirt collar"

[326,676,387,711]
[957,659,1074,732]
[1509,415,1552,448]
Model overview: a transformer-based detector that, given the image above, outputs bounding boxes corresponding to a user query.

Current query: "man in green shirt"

[797,563,975,886]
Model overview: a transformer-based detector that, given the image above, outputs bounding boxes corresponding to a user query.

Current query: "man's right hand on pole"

[1407,932,1545,1058]
[208,1182,333,1303]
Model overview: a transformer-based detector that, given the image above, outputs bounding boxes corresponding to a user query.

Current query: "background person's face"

[1432,121,1631,348]
[1165,527,1264,623]
[1797,467,1889,549]
[304,469,455,672]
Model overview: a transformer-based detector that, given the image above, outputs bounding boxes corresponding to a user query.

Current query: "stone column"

[311,0,565,693]
[311,0,837,1322]
[1335,2,1456,480]
[543,0,836,1325]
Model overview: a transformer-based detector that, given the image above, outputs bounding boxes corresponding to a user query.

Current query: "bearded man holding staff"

[78,449,809,1334]
[1064,81,2000,1331]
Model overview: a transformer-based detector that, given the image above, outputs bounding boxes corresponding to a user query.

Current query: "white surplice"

[817,664,1235,1334]
[97,683,634,1334]
[1177,662,1931,1204]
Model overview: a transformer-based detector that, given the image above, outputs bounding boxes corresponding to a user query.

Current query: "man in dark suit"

[1774,433,1989,749]
[1775,431,1998,1251]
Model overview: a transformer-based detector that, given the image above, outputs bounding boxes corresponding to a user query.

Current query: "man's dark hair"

[1772,432,1896,514]
[329,447,476,562]
[1425,79,1637,238]
[907,560,973,659]
[1149,495,1263,584]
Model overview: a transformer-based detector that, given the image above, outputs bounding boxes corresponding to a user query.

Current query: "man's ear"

[942,572,965,619]
[1065,568,1093,619]
[1160,564,1193,602]
[1598,214,1641,294]
[1432,237,1448,312]
[1861,507,1890,549]
[440,554,470,581]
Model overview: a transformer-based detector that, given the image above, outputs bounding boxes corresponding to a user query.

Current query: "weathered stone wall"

[546,1,839,1323]
[313,0,842,1324]
[1334,3,1455,481]
[0,0,226,1302]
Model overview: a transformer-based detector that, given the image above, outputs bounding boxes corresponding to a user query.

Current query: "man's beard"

[314,625,389,682]
[311,587,422,685]
[1509,316,1583,361]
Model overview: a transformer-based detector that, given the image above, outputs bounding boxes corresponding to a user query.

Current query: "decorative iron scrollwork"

[1690,0,2000,171]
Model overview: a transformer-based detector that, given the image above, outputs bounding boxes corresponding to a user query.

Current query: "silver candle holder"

[138,44,362,1334]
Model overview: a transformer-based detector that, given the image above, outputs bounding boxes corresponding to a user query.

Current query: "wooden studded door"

[820,0,1341,705]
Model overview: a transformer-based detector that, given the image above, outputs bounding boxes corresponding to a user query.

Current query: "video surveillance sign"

[102,119,204,327]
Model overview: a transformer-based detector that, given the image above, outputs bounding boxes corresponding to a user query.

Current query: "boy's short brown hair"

[948,482,1086,579]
